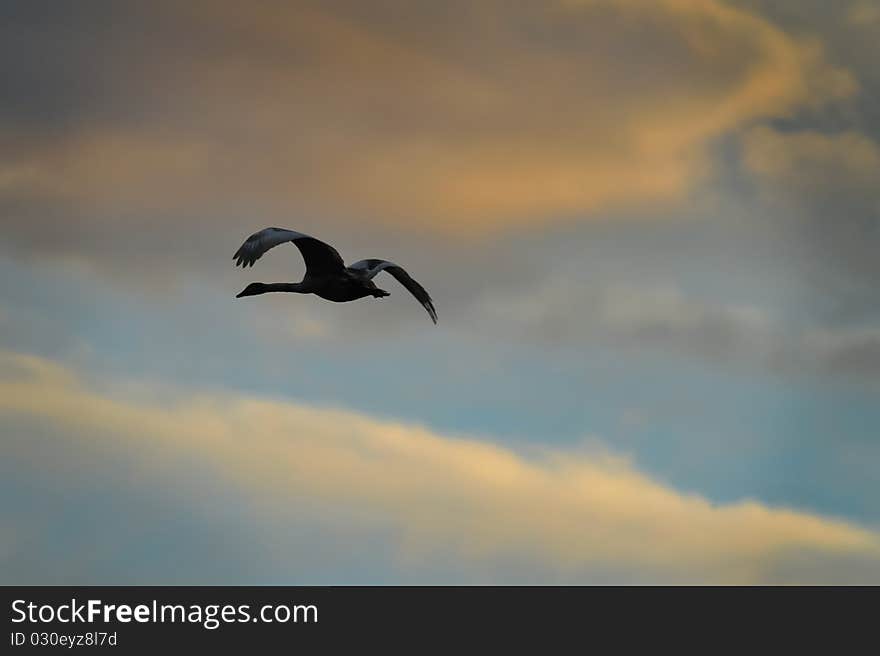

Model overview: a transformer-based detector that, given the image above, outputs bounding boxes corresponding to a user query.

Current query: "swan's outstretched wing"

[233,227,345,275]
[349,259,437,324]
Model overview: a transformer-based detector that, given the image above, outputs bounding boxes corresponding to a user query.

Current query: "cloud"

[801,326,880,379]
[739,125,880,300]
[479,276,772,357]
[848,1,880,27]
[477,275,880,379]
[0,0,856,270]
[742,126,880,198]
[1,350,878,583]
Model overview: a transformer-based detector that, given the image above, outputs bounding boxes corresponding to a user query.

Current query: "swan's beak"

[236,283,264,298]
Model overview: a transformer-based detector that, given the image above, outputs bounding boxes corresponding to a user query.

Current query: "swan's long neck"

[262,282,309,294]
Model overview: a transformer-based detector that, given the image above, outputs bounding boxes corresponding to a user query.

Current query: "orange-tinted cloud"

[0,0,855,237]
[2,350,878,583]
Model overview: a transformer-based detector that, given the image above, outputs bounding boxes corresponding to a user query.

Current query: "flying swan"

[233,227,437,324]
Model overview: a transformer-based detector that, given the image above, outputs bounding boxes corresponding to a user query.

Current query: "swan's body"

[233,228,437,323]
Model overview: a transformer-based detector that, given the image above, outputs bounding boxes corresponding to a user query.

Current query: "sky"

[1,0,879,584]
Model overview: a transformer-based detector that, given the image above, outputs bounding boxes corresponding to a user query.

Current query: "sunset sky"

[2,0,880,584]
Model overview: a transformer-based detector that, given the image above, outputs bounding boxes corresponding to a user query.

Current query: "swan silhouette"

[234,227,437,324]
